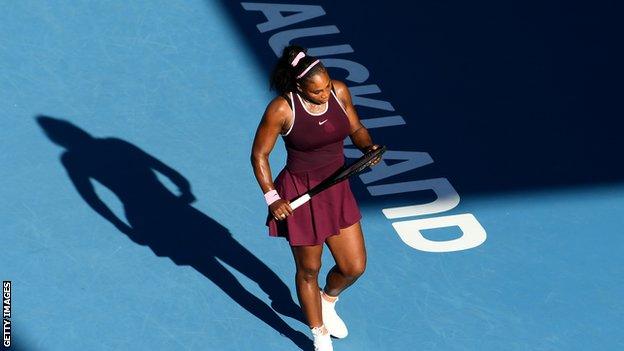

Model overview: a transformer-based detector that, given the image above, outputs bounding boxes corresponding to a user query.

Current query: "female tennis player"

[251,45,380,351]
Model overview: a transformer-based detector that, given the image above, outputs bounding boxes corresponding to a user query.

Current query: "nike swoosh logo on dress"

[319,119,328,125]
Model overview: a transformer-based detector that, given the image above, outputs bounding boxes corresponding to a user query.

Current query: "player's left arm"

[333,80,381,161]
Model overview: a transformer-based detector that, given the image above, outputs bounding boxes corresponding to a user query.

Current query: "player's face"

[299,71,331,105]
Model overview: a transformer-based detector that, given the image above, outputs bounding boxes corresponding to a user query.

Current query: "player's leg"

[324,221,367,297]
[316,221,366,339]
[291,243,333,350]
[290,243,324,327]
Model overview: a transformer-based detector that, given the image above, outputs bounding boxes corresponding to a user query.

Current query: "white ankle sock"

[311,325,328,336]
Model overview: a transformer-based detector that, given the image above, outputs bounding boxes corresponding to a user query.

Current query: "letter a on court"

[241,3,326,33]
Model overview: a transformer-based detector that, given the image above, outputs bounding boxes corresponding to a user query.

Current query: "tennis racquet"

[289,145,386,210]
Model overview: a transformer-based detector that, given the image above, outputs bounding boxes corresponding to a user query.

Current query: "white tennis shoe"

[320,290,349,339]
[311,325,333,351]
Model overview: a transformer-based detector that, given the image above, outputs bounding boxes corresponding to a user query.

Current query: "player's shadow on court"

[36,116,312,350]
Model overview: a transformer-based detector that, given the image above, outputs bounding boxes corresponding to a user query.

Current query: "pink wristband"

[264,189,281,206]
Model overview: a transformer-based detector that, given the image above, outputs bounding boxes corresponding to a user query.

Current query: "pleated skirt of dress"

[266,159,362,246]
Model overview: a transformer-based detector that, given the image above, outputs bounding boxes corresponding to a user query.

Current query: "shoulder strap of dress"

[330,83,348,115]
[282,92,293,110]
[282,92,296,136]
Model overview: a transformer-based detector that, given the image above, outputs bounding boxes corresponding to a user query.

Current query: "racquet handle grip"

[290,194,311,210]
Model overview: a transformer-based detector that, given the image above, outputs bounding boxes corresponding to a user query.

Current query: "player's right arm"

[250,96,293,220]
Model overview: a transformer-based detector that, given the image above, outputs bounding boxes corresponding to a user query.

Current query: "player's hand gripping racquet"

[289,145,386,210]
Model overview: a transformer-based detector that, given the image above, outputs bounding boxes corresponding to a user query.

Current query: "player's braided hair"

[270,45,326,95]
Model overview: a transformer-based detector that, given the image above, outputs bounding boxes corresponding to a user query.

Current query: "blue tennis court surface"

[1,1,622,350]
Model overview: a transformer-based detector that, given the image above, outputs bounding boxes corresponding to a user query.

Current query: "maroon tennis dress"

[266,89,362,246]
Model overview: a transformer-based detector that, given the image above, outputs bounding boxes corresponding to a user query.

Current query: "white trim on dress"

[331,89,349,117]
[296,92,329,116]
[282,91,296,136]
